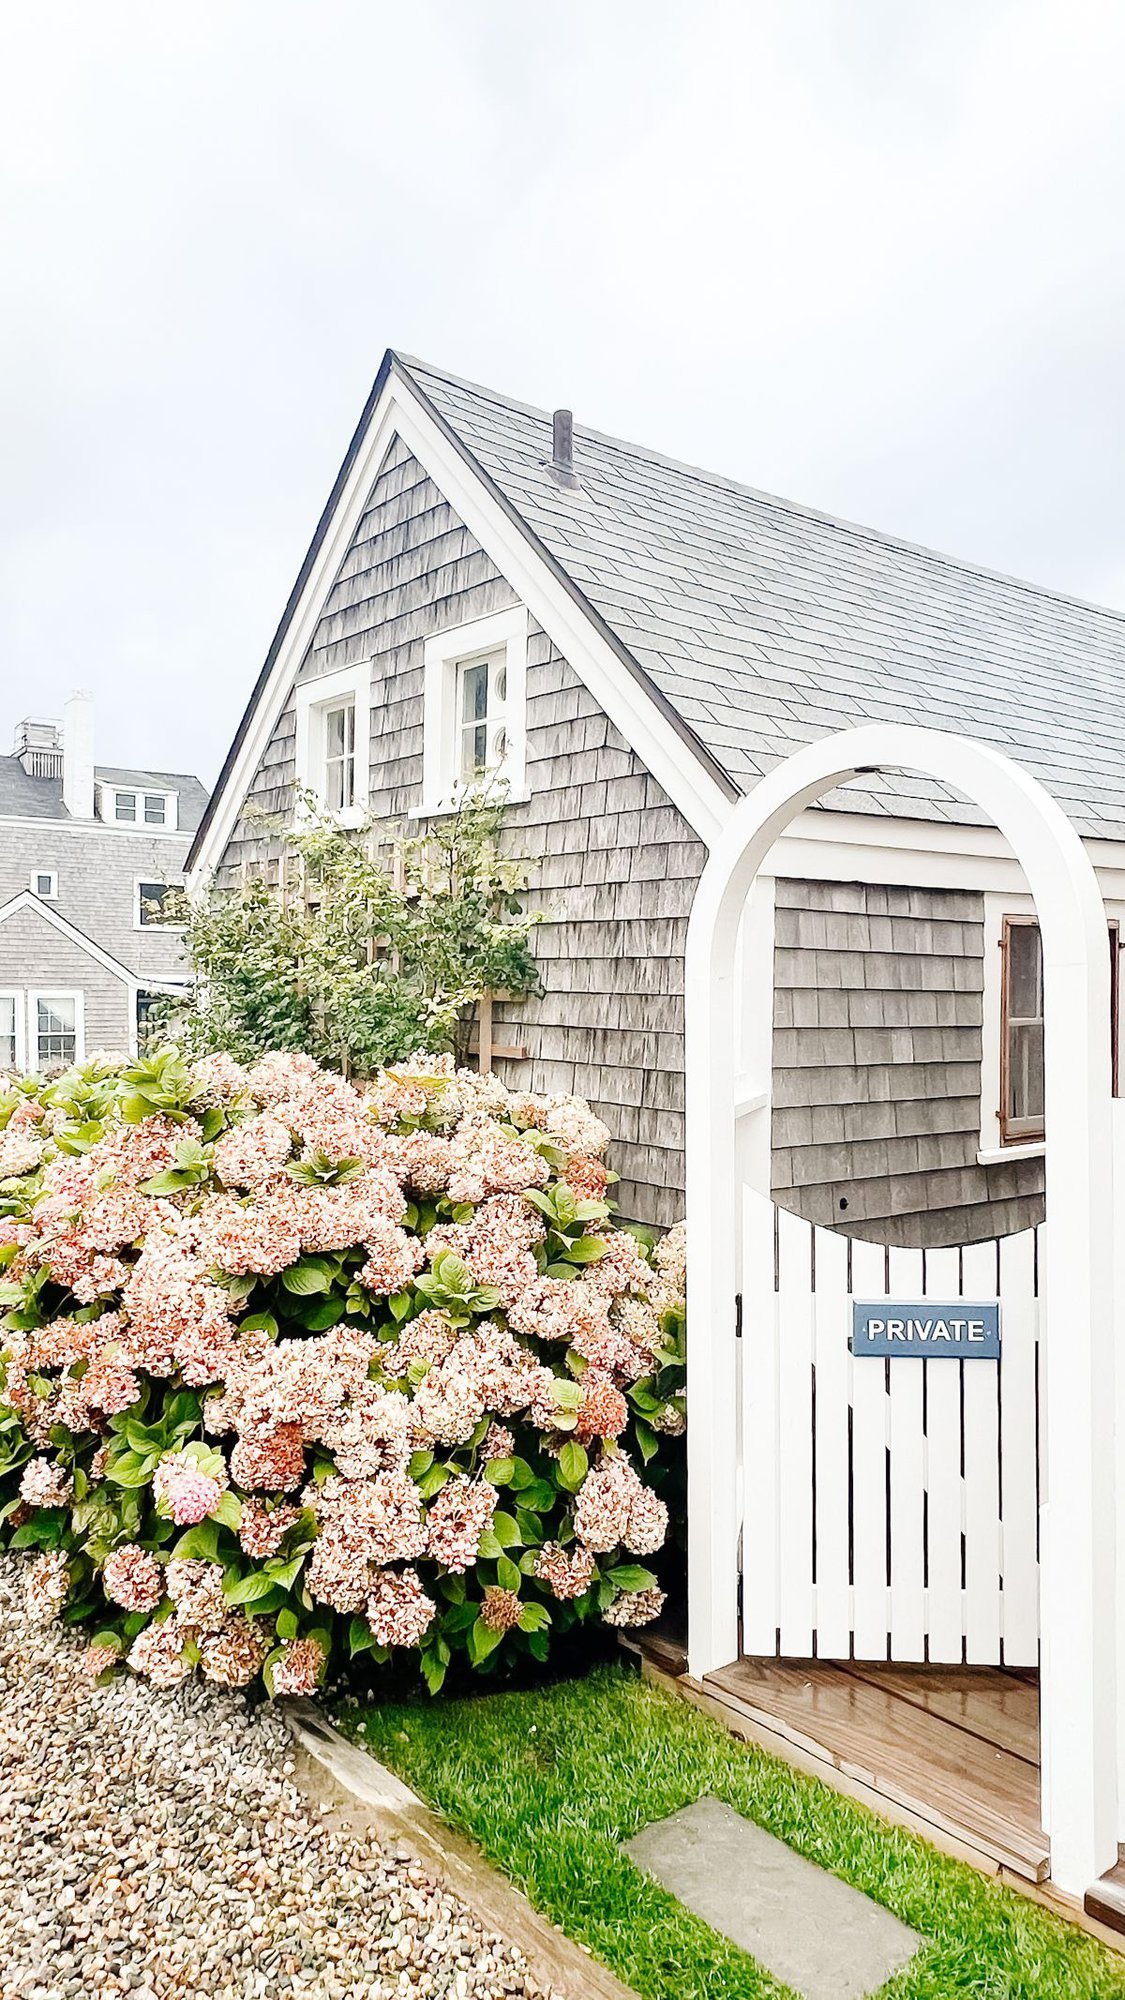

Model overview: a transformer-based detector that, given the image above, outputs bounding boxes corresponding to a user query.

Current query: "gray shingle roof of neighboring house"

[400,354,1125,841]
[0,761,209,832]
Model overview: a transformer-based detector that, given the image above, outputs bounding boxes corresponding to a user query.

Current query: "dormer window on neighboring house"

[100,786,178,830]
[294,663,371,827]
[418,607,529,815]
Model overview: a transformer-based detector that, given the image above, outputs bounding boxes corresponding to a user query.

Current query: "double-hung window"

[34,995,79,1068]
[0,995,18,1071]
[323,700,356,811]
[419,607,529,815]
[999,915,1119,1144]
[135,879,182,928]
[457,652,509,785]
[294,664,371,827]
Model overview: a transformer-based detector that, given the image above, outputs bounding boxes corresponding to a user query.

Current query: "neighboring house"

[187,350,1125,1245]
[0,694,209,1071]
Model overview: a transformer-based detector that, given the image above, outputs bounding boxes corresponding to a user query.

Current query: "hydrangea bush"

[0,1048,685,1698]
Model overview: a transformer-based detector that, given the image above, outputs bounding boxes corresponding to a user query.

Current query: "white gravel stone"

[0,1558,558,1999]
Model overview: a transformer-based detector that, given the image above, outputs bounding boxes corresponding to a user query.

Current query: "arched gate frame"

[684,725,1118,1895]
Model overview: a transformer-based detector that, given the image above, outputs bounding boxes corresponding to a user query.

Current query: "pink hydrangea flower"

[152,1452,227,1526]
[102,1544,164,1612]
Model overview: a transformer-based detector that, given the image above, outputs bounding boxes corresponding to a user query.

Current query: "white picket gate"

[739,1193,1042,1668]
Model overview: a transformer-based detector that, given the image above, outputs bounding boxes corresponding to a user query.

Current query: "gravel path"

[0,1559,556,2000]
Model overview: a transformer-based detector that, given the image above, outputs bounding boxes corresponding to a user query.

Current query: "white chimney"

[63,690,95,819]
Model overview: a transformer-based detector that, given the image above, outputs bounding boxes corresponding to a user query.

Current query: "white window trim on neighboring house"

[29,990,85,1068]
[98,784,179,832]
[977,887,1125,1164]
[133,877,184,931]
[29,870,58,900]
[0,990,24,1071]
[415,606,529,818]
[293,662,371,828]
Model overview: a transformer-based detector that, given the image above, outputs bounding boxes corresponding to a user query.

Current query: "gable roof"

[190,347,1125,867]
[0,761,209,831]
[401,356,1125,842]
[0,890,135,984]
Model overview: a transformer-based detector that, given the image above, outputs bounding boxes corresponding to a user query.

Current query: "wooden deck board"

[706,1657,1048,1881]
[837,1661,1039,1766]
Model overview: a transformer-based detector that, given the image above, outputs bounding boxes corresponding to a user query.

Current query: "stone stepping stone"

[623,1794,920,2000]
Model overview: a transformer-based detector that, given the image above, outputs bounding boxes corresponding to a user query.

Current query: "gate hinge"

[734,1290,743,1340]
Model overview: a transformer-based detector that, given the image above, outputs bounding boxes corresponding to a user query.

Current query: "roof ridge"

[396,351,1125,634]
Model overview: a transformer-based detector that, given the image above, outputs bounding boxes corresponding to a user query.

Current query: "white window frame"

[98,785,179,832]
[416,606,529,817]
[977,888,1124,1164]
[293,662,371,828]
[0,991,23,1072]
[29,990,84,1070]
[133,877,184,932]
[29,870,58,900]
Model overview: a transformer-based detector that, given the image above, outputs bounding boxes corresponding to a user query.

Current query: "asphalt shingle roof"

[0,760,209,832]
[401,354,1125,840]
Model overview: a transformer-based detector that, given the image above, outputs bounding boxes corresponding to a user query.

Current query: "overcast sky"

[4,0,1125,785]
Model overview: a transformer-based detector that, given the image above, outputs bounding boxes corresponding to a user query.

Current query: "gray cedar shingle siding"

[0,905,132,1053]
[215,433,1041,1244]
[217,437,698,1226]
[770,880,1044,1248]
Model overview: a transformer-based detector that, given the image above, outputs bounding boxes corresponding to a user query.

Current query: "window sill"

[976,1140,1046,1167]
[409,789,530,821]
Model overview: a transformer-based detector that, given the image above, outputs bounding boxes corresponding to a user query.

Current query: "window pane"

[461,722,489,780]
[325,706,348,757]
[34,874,53,897]
[1008,1020,1045,1122]
[461,661,489,725]
[136,992,160,1053]
[144,795,166,825]
[138,882,171,925]
[0,997,15,1070]
[37,997,76,1066]
[1008,923,1042,1020]
[115,792,136,821]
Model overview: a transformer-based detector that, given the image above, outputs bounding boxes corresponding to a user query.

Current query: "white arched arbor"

[684,725,1118,1895]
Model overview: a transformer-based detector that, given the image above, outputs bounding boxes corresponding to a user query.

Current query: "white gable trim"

[0,890,135,986]
[187,367,734,884]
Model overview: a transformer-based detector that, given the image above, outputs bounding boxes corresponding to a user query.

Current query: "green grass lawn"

[339,1660,1125,2000]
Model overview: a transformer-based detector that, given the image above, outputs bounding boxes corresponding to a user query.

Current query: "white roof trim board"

[190,349,1125,876]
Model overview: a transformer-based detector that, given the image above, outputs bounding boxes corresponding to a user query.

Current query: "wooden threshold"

[1086,1856,1125,1937]
[704,1657,1047,1882]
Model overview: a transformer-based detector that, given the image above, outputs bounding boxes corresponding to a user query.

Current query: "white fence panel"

[740,1205,1041,1667]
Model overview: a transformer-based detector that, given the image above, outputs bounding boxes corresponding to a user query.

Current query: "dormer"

[96,782,179,832]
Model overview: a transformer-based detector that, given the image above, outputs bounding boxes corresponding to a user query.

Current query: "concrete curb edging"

[281,1700,639,2000]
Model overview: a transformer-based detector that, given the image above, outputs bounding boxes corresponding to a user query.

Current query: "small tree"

[171,792,540,1074]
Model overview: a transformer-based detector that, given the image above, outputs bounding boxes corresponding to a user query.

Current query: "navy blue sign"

[851,1301,1001,1359]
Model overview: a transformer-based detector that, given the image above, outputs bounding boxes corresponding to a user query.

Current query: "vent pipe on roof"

[548,408,580,490]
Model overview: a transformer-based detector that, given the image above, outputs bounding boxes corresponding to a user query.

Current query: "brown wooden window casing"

[999,916,1119,1144]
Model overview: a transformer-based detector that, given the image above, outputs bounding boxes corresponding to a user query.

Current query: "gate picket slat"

[998,1228,1040,1667]
[961,1240,1003,1664]
[777,1207,815,1656]
[850,1236,890,1660]
[923,1247,965,1664]
[887,1248,926,1662]
[741,1191,780,1655]
[812,1225,851,1656]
